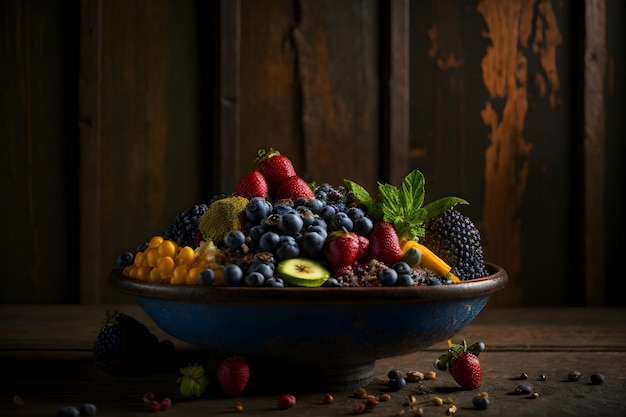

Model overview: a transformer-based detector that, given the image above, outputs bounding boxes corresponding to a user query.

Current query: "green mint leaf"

[344,179,384,221]
[379,183,400,223]
[422,196,468,220]
[344,179,373,208]
[399,170,425,210]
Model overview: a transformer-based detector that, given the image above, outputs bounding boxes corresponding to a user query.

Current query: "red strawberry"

[236,170,268,199]
[277,393,296,409]
[449,352,482,389]
[274,175,315,201]
[366,221,402,265]
[435,340,484,389]
[255,148,297,197]
[323,230,369,271]
[216,356,250,397]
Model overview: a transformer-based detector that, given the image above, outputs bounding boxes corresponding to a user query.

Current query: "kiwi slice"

[276,258,330,287]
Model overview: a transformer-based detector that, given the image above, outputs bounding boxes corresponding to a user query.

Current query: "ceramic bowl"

[110,262,507,390]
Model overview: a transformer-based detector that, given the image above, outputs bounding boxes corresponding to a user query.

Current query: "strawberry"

[216,356,250,397]
[255,148,297,197]
[277,393,296,409]
[449,352,482,389]
[235,170,268,199]
[323,230,369,271]
[274,175,315,201]
[366,221,402,265]
[435,340,484,389]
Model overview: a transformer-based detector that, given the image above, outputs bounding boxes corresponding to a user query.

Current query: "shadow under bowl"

[110,262,507,391]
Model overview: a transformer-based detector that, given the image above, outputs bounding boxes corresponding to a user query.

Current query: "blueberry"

[387,369,402,380]
[468,341,486,355]
[387,376,406,390]
[396,273,415,286]
[352,216,373,236]
[323,278,342,287]
[306,198,325,214]
[56,406,80,417]
[224,230,246,250]
[279,212,304,236]
[392,261,412,275]
[310,217,328,229]
[346,207,365,220]
[302,231,326,256]
[514,383,532,394]
[248,225,266,242]
[429,277,443,286]
[378,268,398,286]
[136,241,149,252]
[275,236,300,259]
[245,271,266,287]
[266,277,285,287]
[223,264,244,286]
[197,269,215,285]
[116,251,134,270]
[320,205,337,223]
[254,263,274,279]
[590,373,605,384]
[472,396,490,410]
[273,204,295,216]
[79,403,97,416]
[245,197,273,224]
[295,207,315,228]
[306,224,328,239]
[259,231,281,252]
[331,212,353,231]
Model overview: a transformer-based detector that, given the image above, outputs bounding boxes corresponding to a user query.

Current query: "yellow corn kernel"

[134,251,146,266]
[177,246,195,265]
[158,240,178,258]
[149,267,161,282]
[186,267,201,285]
[136,266,151,281]
[146,248,160,267]
[157,256,175,278]
[172,265,188,284]
[127,265,138,279]
[148,235,164,249]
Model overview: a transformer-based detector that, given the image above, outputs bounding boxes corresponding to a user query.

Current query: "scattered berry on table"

[217,356,251,397]
[56,406,80,417]
[472,393,490,410]
[514,383,532,394]
[277,393,296,410]
[568,370,583,381]
[78,403,97,416]
[93,310,159,375]
[435,339,483,389]
[590,373,605,384]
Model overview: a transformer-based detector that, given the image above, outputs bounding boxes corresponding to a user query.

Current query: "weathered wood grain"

[1,306,624,416]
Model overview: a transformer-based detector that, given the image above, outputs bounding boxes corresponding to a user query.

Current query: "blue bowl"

[110,262,507,390]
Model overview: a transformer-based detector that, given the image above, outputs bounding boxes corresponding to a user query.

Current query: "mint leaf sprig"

[344,170,468,241]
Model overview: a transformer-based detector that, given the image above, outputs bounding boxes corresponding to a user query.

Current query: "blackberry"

[422,208,488,280]
[163,203,208,247]
[93,311,158,373]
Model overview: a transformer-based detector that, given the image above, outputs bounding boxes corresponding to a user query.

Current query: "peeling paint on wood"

[477,0,562,306]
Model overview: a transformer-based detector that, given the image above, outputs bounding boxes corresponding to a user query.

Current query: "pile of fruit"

[116,148,489,287]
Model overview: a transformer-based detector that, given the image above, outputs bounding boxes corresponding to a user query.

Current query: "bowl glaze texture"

[110,262,507,390]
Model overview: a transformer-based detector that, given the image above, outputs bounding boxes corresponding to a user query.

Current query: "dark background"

[1,0,624,306]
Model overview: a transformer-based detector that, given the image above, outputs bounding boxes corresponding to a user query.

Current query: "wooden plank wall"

[1,0,624,306]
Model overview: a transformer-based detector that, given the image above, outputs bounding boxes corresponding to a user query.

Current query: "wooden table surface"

[1,305,625,417]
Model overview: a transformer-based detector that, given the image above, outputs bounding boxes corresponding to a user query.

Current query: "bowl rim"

[110,262,508,305]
